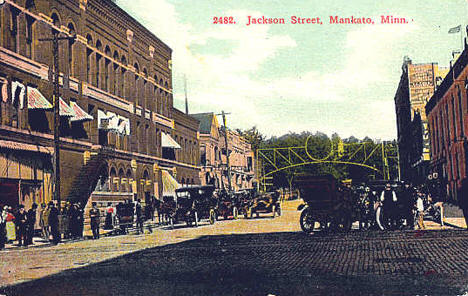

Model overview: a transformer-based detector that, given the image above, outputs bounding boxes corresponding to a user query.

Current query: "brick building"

[191,112,254,191]
[394,57,448,184]
[0,0,200,210]
[426,46,468,203]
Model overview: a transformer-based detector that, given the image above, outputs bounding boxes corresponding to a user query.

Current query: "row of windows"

[1,3,172,118]
[430,87,465,156]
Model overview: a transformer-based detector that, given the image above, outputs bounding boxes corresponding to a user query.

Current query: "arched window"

[109,167,117,192]
[86,34,93,83]
[126,169,133,193]
[104,46,111,92]
[121,56,127,98]
[134,63,140,105]
[95,40,102,88]
[113,51,119,95]
[143,68,148,109]
[118,168,125,192]
[67,23,76,76]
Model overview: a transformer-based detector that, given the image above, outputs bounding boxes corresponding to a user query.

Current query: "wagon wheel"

[233,207,239,220]
[209,209,216,225]
[300,208,315,234]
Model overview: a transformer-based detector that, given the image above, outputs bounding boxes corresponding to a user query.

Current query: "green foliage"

[239,127,398,190]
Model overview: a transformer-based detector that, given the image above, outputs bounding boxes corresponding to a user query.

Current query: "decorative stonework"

[149,46,155,58]
[126,29,134,43]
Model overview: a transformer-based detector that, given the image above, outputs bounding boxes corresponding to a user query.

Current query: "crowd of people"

[352,182,443,230]
[0,198,157,250]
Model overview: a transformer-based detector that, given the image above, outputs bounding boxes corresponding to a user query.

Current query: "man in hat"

[15,205,27,246]
[48,201,60,245]
[380,183,398,230]
[89,202,100,239]
[25,203,38,245]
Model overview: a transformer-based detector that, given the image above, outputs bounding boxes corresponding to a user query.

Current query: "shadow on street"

[1,230,467,296]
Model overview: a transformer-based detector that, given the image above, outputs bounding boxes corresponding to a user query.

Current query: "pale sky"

[116,0,467,140]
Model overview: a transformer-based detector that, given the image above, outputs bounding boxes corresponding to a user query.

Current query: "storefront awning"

[161,132,181,149]
[59,97,74,117]
[27,87,53,110]
[70,101,93,122]
[0,139,52,154]
[162,170,181,197]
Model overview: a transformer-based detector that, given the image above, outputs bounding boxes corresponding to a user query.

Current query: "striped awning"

[0,139,52,154]
[162,170,181,198]
[70,101,93,122]
[59,97,74,117]
[27,87,53,110]
[161,132,181,149]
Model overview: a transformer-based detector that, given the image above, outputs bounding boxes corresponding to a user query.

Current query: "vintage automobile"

[173,186,218,227]
[244,190,281,219]
[217,190,240,220]
[295,175,354,233]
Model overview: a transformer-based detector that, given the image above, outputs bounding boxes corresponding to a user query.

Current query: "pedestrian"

[416,193,425,230]
[15,205,28,246]
[76,202,84,238]
[144,202,153,234]
[135,199,144,234]
[25,203,37,245]
[104,202,114,230]
[5,207,16,243]
[48,201,60,245]
[400,182,415,230]
[62,202,71,239]
[89,202,100,239]
[380,183,398,230]
[39,203,50,241]
[0,206,8,250]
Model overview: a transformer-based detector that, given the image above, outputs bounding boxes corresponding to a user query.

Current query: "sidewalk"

[2,219,163,251]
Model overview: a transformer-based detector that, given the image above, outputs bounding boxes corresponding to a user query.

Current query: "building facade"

[426,46,468,203]
[0,0,200,210]
[394,57,448,184]
[191,112,254,191]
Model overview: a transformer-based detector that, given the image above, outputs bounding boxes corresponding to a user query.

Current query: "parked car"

[173,186,217,227]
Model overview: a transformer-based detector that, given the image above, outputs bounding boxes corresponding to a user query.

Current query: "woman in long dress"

[5,207,16,242]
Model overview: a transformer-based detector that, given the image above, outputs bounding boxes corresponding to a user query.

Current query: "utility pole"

[216,111,232,191]
[39,31,76,210]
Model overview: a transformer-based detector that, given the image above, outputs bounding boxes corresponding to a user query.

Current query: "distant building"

[0,0,200,210]
[191,112,254,191]
[426,46,468,203]
[394,57,448,183]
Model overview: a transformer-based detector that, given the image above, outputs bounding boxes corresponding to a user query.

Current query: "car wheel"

[300,208,315,234]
